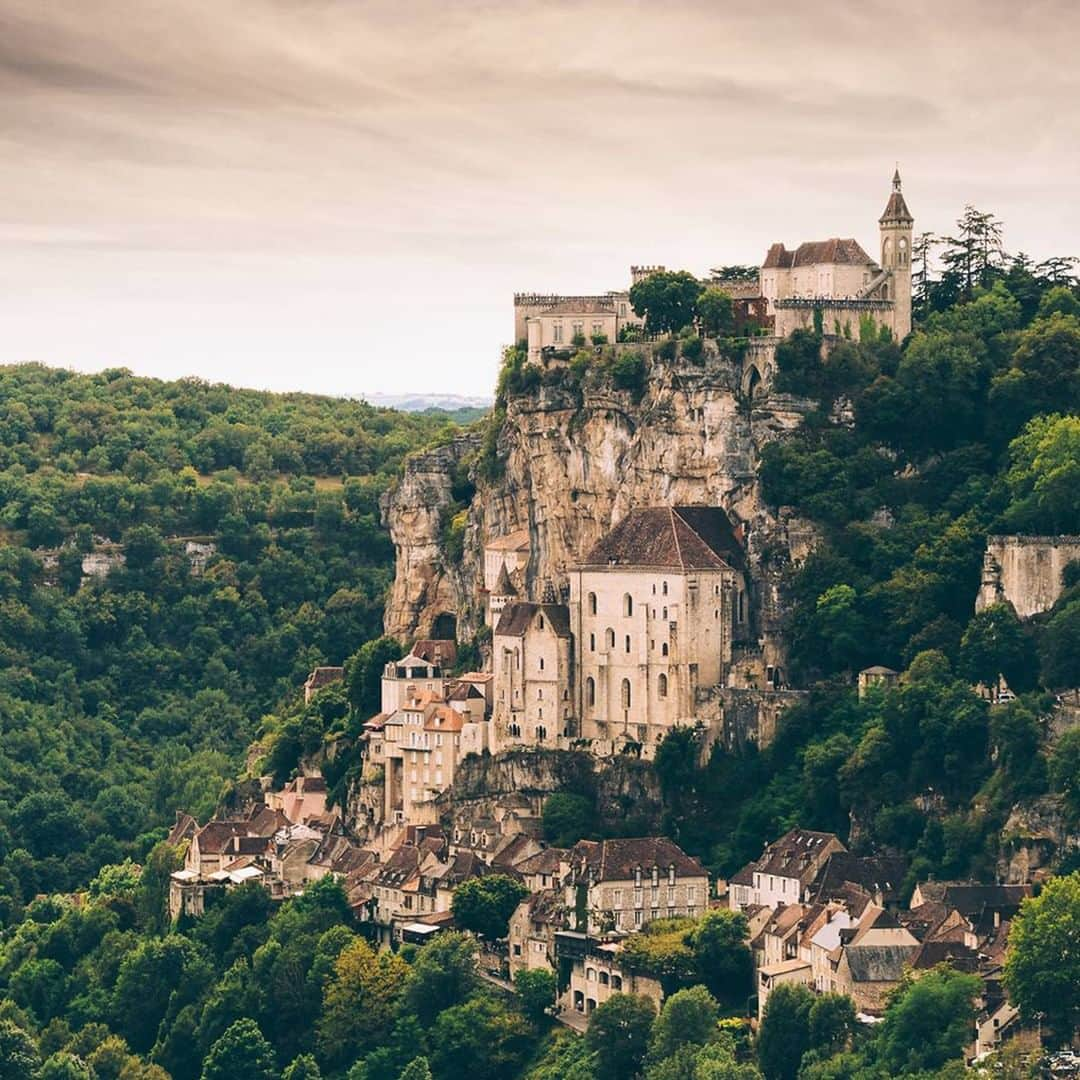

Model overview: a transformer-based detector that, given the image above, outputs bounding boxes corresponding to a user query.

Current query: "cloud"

[0,0,1077,395]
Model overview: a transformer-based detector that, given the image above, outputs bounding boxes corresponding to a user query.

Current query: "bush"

[680,336,704,362]
[655,338,677,361]
[610,351,648,397]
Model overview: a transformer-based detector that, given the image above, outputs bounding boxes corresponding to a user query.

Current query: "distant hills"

[365,392,493,414]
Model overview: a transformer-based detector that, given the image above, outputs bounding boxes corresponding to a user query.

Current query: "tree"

[629,271,703,334]
[1040,598,1080,690]
[318,937,408,1066]
[585,993,657,1079]
[345,636,403,717]
[542,793,594,847]
[201,1019,277,1080]
[688,910,751,1005]
[0,1019,41,1080]
[396,1060,432,1080]
[957,603,1037,693]
[647,985,720,1065]
[428,997,534,1080]
[38,1053,95,1080]
[282,1054,322,1080]
[1050,729,1080,820]
[451,875,528,940]
[122,525,165,572]
[806,994,856,1060]
[514,967,556,1024]
[1003,871,1080,1038]
[876,968,980,1075]
[755,983,814,1080]
[697,288,735,338]
[402,932,478,1027]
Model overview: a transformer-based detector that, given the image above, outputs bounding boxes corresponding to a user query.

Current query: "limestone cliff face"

[383,346,817,647]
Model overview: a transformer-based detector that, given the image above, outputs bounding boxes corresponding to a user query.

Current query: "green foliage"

[513,968,556,1024]
[428,996,534,1080]
[756,983,815,1080]
[450,875,528,940]
[0,1019,41,1080]
[646,985,720,1065]
[629,272,703,335]
[282,1053,322,1080]
[610,351,649,398]
[696,288,735,338]
[585,993,657,1080]
[1003,870,1080,1038]
[345,636,403,718]
[875,968,980,1075]
[200,1018,277,1080]
[542,793,595,847]
[402,932,478,1027]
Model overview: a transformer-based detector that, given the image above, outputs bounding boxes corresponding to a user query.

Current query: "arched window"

[586,677,595,708]
[586,967,596,982]
[588,592,597,615]
[539,657,545,671]
[590,633,596,652]
[623,594,633,617]
[612,974,623,990]
[662,581,668,596]
[658,673,668,698]
[621,679,631,710]
[536,725,547,741]
[661,642,669,657]
[599,971,610,986]
[662,607,668,620]
[625,635,631,653]
[605,628,615,649]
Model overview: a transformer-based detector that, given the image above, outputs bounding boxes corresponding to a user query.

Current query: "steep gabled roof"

[413,639,458,667]
[570,837,707,883]
[763,238,874,269]
[493,562,518,597]
[579,506,744,572]
[494,602,571,639]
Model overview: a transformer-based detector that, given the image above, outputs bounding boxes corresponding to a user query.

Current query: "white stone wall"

[976,535,1080,620]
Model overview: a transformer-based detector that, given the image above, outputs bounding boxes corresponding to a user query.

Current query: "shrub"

[680,336,704,362]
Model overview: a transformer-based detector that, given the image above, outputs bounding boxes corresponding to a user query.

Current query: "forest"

[0,208,1078,1080]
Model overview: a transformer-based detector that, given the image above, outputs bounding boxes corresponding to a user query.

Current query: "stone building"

[568,506,749,752]
[484,530,530,627]
[555,931,665,1017]
[491,601,575,750]
[562,836,709,934]
[762,171,914,344]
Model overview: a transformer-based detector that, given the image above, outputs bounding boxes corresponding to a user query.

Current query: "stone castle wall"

[976,535,1080,619]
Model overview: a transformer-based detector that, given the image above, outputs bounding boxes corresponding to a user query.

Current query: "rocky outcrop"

[383,345,818,647]
[381,434,479,642]
[436,748,664,836]
[998,795,1079,883]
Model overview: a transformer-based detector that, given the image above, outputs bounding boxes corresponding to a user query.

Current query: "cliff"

[383,344,818,656]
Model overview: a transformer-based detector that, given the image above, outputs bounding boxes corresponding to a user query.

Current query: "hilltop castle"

[513,171,914,380]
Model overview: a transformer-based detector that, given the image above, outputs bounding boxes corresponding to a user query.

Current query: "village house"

[562,836,709,934]
[830,907,920,1015]
[304,666,344,704]
[729,828,846,912]
[555,930,665,1018]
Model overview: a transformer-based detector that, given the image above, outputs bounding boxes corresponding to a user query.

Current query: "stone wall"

[976,535,1080,619]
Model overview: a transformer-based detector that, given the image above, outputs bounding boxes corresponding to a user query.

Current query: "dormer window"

[651,867,659,887]
[668,865,676,886]
[635,866,642,887]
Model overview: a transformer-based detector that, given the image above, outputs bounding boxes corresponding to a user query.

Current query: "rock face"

[383,346,818,656]
[436,748,664,837]
[998,795,1078,883]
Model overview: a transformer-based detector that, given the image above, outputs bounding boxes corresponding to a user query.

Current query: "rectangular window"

[553,323,563,343]
[635,910,643,927]
[613,889,623,909]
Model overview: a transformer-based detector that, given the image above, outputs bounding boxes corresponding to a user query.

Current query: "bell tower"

[879,168,914,339]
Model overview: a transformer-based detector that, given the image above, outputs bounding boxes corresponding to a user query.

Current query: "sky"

[2,0,1079,399]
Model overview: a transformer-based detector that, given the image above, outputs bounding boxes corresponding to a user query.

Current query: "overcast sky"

[2,0,1078,398]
